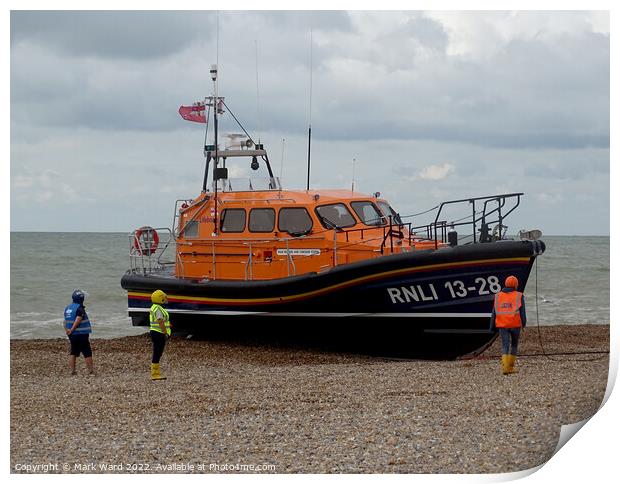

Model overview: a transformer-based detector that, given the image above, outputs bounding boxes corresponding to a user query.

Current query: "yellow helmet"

[151,290,168,304]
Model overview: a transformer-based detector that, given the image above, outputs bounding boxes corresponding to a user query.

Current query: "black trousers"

[150,330,167,364]
[68,333,92,358]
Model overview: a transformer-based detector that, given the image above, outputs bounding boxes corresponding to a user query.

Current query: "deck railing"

[385,192,524,250]
[129,193,524,279]
[128,227,175,276]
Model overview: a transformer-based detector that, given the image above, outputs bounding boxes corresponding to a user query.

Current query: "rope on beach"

[532,257,609,362]
[461,351,609,361]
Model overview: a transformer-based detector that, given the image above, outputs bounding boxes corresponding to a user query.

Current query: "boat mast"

[201,101,212,193]
[211,64,219,236]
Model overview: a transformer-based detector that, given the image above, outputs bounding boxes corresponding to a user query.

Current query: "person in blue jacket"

[64,289,94,375]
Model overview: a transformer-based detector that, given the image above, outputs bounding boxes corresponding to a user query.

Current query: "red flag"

[178,103,207,123]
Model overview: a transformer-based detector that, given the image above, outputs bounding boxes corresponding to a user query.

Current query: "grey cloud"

[260,10,353,33]
[10,11,609,151]
[11,10,215,59]
[523,157,608,180]
[9,11,610,234]
[306,30,609,149]
[396,14,448,52]
[9,11,353,132]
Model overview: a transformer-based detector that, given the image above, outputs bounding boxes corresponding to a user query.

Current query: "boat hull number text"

[387,276,502,304]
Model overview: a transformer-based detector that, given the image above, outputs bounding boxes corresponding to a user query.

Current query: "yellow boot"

[507,355,518,374]
[501,355,510,375]
[150,363,167,381]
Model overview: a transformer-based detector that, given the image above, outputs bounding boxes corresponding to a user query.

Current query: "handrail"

[432,192,522,228]
[174,197,210,239]
[405,192,524,248]
[176,252,185,278]
[284,239,297,276]
[248,242,253,280]
[212,241,216,279]
[136,193,525,280]
[379,217,410,254]
[333,229,338,267]
[128,227,174,276]
[220,197,297,204]
[175,234,327,246]
[172,198,193,237]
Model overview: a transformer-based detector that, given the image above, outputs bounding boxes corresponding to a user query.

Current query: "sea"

[9,233,610,339]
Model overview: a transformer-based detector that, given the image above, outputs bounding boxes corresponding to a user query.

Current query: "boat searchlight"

[518,229,543,241]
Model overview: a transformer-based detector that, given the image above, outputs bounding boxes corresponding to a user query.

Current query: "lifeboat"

[121,65,545,359]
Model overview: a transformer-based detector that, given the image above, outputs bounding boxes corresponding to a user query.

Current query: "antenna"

[279,138,286,189]
[306,28,313,191]
[351,158,356,193]
[216,11,220,66]
[255,38,262,144]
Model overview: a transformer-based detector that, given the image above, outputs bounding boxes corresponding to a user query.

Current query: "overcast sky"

[10,10,610,234]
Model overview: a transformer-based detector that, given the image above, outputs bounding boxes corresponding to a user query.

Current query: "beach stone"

[10,325,609,474]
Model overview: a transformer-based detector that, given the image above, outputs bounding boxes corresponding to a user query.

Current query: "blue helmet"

[72,290,85,304]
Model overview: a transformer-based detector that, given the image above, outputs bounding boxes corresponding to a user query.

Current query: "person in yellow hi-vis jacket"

[149,290,172,380]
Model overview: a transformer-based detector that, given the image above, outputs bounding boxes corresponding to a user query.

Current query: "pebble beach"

[10,324,609,474]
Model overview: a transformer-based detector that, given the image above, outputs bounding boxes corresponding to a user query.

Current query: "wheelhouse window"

[220,208,246,233]
[278,208,313,235]
[377,201,403,225]
[350,201,385,226]
[249,208,275,233]
[315,203,356,229]
[182,220,199,238]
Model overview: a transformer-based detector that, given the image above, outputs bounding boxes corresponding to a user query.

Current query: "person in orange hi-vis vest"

[490,275,527,375]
